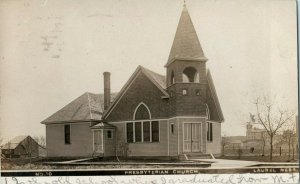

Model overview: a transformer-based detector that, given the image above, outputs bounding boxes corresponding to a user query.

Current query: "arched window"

[133,102,151,120]
[170,71,175,85]
[182,67,199,83]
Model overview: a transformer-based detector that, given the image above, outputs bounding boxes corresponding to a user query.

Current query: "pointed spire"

[165,5,207,67]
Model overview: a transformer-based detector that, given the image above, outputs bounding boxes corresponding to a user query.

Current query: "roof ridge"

[140,66,165,77]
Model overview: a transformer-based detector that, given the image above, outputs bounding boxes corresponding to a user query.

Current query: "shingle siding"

[105,72,170,122]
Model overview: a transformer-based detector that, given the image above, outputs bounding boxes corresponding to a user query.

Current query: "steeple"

[165,5,207,67]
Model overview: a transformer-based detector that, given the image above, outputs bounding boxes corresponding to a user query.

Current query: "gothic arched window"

[133,103,151,120]
[182,67,199,83]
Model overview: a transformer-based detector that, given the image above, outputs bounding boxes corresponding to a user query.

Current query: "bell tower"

[166,5,208,117]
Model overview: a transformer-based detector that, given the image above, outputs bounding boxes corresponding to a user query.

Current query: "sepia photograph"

[0,0,299,182]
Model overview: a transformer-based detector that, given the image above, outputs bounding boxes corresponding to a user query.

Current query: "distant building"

[223,116,299,157]
[1,136,41,158]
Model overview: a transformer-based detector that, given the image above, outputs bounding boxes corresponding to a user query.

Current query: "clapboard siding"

[46,123,93,157]
[206,122,222,155]
[168,119,178,156]
[103,129,116,157]
[112,120,168,156]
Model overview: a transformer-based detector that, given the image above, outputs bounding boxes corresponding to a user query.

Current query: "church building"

[42,5,224,159]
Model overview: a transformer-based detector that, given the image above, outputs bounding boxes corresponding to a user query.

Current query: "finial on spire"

[183,0,186,7]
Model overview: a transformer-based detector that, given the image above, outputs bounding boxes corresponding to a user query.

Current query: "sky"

[0,0,297,142]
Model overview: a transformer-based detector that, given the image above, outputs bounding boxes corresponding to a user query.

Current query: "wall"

[46,122,93,157]
[112,120,168,157]
[167,83,207,117]
[103,129,116,157]
[168,118,178,156]
[206,122,222,155]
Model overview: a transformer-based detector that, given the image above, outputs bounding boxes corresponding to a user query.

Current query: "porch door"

[93,130,103,153]
[183,123,201,152]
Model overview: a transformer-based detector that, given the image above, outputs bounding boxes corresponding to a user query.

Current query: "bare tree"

[281,120,297,160]
[33,136,46,147]
[221,133,229,157]
[254,96,295,161]
[261,132,268,156]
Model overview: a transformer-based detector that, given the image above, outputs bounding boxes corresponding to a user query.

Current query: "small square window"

[195,89,200,96]
[170,91,174,97]
[107,130,112,139]
[182,89,188,95]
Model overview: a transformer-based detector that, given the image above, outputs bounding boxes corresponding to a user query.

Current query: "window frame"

[206,122,213,142]
[107,130,113,139]
[182,89,188,96]
[64,124,71,145]
[126,122,134,143]
[126,121,160,143]
[195,89,201,96]
[170,123,175,134]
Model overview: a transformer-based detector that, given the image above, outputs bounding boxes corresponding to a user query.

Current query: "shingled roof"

[140,66,166,89]
[166,5,207,67]
[41,92,117,124]
[1,135,29,149]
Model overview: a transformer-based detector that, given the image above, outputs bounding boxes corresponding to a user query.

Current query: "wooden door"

[183,123,201,152]
[93,130,103,153]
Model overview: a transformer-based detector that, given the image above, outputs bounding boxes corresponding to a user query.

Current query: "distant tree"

[254,95,295,162]
[221,133,229,157]
[261,132,268,156]
[34,136,46,147]
[281,120,297,160]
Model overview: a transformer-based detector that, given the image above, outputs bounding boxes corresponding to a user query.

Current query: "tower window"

[182,67,199,83]
[182,89,188,95]
[195,89,200,96]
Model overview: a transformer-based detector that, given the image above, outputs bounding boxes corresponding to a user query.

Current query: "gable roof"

[41,92,117,124]
[207,69,224,122]
[141,66,167,89]
[103,66,169,119]
[1,135,29,149]
[166,6,207,67]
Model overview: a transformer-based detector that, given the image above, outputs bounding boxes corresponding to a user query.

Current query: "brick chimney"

[103,72,111,111]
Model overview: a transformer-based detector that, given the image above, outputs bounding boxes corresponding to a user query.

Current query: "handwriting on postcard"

[2,173,299,184]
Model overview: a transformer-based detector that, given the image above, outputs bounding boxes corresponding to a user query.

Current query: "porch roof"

[90,122,116,129]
